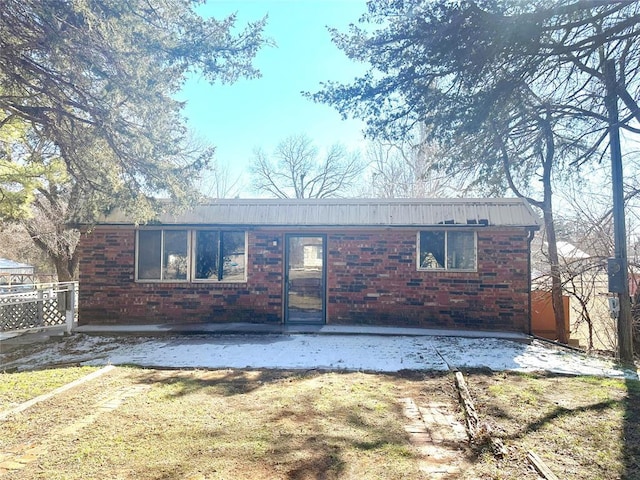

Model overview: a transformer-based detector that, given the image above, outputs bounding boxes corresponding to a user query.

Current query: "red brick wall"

[78,228,283,325]
[78,226,531,332]
[326,230,531,331]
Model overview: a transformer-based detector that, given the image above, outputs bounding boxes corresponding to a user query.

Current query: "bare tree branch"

[250,134,364,199]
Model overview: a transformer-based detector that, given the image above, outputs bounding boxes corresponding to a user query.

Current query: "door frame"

[284,233,327,324]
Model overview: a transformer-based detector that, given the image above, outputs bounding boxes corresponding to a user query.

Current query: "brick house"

[78,198,540,332]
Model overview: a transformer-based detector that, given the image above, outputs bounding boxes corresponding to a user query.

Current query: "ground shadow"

[463,369,640,478]
[137,367,319,397]
[623,376,640,479]
[123,369,451,480]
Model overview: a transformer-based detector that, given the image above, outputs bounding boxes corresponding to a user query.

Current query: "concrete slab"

[317,325,530,340]
[74,322,531,341]
[1,329,635,378]
[0,327,67,353]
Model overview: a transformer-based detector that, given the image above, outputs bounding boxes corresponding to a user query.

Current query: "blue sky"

[180,0,370,194]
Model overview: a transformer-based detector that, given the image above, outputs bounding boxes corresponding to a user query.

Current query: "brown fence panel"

[531,290,569,341]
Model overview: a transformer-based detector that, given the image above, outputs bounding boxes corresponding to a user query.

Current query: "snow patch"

[1,333,636,379]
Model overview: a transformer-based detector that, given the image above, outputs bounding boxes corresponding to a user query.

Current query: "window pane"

[195,231,219,280]
[138,230,162,280]
[419,231,445,269]
[447,232,476,270]
[221,231,246,281]
[163,230,188,280]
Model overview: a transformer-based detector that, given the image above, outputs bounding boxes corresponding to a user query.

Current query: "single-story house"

[77,198,540,332]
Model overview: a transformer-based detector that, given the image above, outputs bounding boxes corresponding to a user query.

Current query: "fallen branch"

[454,371,507,457]
[528,451,560,480]
[454,371,479,437]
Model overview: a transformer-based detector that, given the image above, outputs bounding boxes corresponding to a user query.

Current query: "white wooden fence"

[0,282,78,334]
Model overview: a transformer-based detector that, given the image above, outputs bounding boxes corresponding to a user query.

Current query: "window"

[194,230,246,282]
[137,230,188,281]
[163,230,188,280]
[137,230,162,280]
[136,229,246,282]
[220,231,246,282]
[194,230,219,280]
[418,231,476,271]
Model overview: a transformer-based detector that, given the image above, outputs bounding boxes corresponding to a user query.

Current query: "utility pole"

[604,59,634,364]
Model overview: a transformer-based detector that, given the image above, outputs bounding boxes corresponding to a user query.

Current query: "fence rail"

[0,282,78,334]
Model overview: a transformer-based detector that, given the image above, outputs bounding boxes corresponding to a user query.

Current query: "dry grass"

[0,366,638,479]
[0,366,97,411]
[461,371,640,480]
[1,367,457,480]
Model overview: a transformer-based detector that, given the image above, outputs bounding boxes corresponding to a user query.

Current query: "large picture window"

[194,230,246,282]
[136,229,246,282]
[418,231,476,271]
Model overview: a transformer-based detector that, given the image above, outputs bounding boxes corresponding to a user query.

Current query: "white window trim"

[135,229,248,283]
[416,230,477,272]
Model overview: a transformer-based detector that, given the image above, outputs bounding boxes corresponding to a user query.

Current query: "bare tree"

[0,223,54,278]
[532,162,640,352]
[532,214,614,352]
[198,156,242,199]
[23,182,84,282]
[363,126,472,198]
[250,134,364,199]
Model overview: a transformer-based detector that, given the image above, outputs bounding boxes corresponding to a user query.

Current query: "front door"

[285,235,326,324]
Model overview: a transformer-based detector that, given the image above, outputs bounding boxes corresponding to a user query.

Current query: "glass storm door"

[285,235,326,324]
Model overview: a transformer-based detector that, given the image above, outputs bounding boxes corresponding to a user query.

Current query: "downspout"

[526,228,536,336]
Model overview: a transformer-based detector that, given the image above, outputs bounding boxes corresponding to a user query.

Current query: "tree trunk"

[632,289,640,353]
[25,222,80,283]
[28,233,78,282]
[495,111,567,343]
[54,259,73,282]
[53,252,79,282]
[536,112,568,345]
[542,205,568,344]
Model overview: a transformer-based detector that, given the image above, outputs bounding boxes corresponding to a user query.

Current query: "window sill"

[192,280,248,284]
[416,269,478,273]
[135,279,248,284]
[135,279,190,283]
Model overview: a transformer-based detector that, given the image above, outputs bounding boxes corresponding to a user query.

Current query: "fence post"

[37,288,44,327]
[65,283,76,334]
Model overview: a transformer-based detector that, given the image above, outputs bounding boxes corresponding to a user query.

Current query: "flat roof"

[101,198,541,228]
